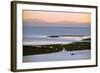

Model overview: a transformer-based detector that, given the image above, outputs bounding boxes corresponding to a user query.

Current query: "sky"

[23,10,91,27]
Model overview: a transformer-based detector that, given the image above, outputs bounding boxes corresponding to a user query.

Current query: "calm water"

[23,37,78,42]
[23,50,91,62]
[23,26,90,36]
[23,26,90,45]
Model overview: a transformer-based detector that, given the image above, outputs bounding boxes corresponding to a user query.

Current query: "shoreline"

[23,41,91,56]
[23,50,91,62]
[23,36,90,46]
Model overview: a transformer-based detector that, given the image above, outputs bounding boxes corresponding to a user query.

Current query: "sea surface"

[23,50,91,62]
[23,26,90,36]
[23,26,90,45]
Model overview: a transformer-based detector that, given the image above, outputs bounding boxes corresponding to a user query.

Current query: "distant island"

[48,35,60,38]
[48,35,89,37]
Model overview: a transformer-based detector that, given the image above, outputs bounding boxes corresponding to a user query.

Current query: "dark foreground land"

[23,38,91,56]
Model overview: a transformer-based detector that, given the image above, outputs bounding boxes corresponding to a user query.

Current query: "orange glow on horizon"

[23,10,91,25]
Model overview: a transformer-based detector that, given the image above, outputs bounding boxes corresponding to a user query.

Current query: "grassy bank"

[23,44,62,56]
[23,41,91,56]
[63,42,90,51]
